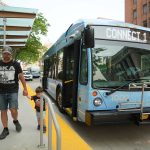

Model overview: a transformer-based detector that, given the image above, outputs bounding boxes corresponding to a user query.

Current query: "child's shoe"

[43,126,46,133]
[37,125,40,130]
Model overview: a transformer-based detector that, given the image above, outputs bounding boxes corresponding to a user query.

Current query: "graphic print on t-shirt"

[0,66,15,84]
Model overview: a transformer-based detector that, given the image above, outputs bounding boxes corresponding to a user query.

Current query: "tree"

[14,13,50,63]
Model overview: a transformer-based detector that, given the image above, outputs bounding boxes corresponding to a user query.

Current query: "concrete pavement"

[0,82,92,150]
[0,89,47,150]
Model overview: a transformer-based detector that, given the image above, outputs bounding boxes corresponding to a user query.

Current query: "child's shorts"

[36,111,46,119]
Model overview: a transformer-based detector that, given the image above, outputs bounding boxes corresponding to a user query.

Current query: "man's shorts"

[36,111,46,119]
[0,93,18,110]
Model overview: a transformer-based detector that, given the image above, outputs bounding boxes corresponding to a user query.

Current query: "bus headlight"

[93,98,102,106]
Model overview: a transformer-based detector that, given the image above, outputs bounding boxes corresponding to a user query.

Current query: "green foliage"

[32,13,50,36]
[14,13,50,63]
[15,35,42,63]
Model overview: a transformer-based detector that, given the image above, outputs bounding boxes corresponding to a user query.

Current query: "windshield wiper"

[105,78,147,96]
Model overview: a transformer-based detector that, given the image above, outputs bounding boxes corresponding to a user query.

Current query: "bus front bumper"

[85,108,150,126]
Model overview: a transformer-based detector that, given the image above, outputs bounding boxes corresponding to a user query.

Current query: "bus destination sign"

[93,26,150,44]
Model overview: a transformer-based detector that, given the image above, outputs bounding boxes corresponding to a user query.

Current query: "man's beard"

[3,57,12,62]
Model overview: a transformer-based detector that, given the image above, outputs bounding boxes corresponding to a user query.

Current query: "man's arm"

[18,73,28,96]
[26,95,31,99]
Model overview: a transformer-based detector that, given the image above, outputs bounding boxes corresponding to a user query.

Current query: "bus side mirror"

[84,26,94,48]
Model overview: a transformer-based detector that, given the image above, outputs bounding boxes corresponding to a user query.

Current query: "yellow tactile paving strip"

[26,84,92,150]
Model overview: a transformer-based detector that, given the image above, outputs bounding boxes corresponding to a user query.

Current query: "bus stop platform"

[0,84,91,150]
[0,89,48,150]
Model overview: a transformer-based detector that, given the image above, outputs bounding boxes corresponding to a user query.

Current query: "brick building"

[125,0,150,27]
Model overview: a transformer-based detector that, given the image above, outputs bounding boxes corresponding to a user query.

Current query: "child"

[26,86,46,133]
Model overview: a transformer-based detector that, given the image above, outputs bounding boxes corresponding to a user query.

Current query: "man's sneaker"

[13,120,22,132]
[0,128,9,140]
[37,125,40,130]
[43,126,46,133]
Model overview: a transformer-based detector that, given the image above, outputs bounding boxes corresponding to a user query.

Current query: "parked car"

[40,71,43,83]
[23,70,33,81]
[27,66,41,78]
[31,71,40,78]
[40,71,43,78]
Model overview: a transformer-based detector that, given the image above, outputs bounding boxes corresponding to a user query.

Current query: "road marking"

[26,84,92,150]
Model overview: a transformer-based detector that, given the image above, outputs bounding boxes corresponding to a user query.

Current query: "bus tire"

[56,89,64,113]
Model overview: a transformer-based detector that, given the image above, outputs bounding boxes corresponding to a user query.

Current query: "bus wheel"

[56,89,64,113]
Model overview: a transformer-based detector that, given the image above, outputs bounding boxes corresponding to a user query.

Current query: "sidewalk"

[0,83,92,150]
[0,89,47,150]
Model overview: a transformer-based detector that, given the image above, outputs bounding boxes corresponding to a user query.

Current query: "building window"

[133,0,137,5]
[143,4,147,14]
[143,20,147,27]
[133,10,137,19]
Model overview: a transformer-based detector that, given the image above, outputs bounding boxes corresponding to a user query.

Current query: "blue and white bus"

[43,19,150,125]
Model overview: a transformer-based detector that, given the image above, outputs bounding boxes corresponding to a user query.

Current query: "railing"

[38,93,61,150]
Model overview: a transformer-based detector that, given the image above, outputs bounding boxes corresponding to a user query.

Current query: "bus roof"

[43,18,150,59]
[76,18,150,31]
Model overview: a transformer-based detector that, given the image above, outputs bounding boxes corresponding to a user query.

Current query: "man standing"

[0,46,28,140]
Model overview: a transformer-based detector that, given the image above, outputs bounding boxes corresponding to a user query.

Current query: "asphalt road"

[27,78,150,150]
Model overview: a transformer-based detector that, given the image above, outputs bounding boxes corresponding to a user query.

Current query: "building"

[125,0,150,27]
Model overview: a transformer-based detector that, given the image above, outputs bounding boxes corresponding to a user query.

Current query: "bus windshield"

[92,41,150,89]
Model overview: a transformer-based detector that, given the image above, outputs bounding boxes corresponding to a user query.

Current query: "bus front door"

[62,41,80,118]
[63,45,74,109]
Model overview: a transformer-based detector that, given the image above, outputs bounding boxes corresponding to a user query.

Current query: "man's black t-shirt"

[0,60,22,93]
[31,95,46,112]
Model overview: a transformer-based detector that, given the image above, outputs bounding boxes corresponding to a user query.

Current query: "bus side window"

[57,71,63,80]
[48,59,52,78]
[57,49,63,80]
[79,48,88,84]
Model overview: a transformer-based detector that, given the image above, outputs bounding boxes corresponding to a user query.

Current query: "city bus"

[42,19,150,125]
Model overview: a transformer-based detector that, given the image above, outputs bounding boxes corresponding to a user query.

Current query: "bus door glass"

[63,45,75,107]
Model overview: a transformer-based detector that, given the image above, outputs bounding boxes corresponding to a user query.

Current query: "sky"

[3,0,125,44]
